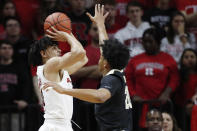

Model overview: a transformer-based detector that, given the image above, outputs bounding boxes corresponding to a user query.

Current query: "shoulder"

[44,56,61,72]
[131,53,146,60]
[160,52,176,62]
[101,74,122,85]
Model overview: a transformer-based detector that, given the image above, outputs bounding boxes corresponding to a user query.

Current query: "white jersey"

[114,21,150,57]
[37,65,73,120]
[161,35,192,63]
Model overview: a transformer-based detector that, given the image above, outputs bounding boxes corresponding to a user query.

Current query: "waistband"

[45,118,71,125]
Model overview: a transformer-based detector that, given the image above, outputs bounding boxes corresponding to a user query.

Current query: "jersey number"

[125,86,132,109]
[145,68,154,76]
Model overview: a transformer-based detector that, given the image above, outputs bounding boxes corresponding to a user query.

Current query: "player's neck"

[0,58,13,65]
[7,35,20,44]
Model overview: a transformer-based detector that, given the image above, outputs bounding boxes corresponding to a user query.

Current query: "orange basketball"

[44,12,72,34]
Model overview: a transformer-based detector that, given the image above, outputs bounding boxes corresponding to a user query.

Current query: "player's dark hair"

[179,48,197,86]
[101,39,130,70]
[142,28,163,45]
[126,1,143,13]
[3,16,21,28]
[28,36,58,66]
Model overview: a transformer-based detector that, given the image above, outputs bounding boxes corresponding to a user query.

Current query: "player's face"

[182,50,197,69]
[98,55,107,74]
[146,112,163,131]
[127,6,143,22]
[5,19,20,37]
[162,113,173,131]
[44,45,61,59]
[3,2,15,17]
[0,43,13,60]
[142,34,159,55]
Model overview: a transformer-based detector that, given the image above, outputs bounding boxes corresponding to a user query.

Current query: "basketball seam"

[45,19,71,30]
[56,14,61,30]
[58,22,72,31]
[51,15,57,29]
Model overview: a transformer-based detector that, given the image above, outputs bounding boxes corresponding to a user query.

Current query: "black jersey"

[95,69,133,131]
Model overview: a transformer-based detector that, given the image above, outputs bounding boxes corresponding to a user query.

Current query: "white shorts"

[39,119,73,131]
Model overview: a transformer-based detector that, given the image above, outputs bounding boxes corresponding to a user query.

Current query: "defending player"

[28,29,88,131]
[43,4,133,131]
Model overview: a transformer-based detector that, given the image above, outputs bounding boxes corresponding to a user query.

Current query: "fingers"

[45,34,55,39]
[104,12,109,19]
[95,4,97,16]
[43,83,50,90]
[50,26,58,33]
[86,12,94,22]
[97,4,101,14]
[46,29,56,36]
[101,5,104,15]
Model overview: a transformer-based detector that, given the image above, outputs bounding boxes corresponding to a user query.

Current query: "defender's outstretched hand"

[43,82,65,94]
[86,4,109,26]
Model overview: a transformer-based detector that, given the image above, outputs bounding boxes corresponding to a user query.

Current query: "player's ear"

[104,60,110,69]
[40,50,46,58]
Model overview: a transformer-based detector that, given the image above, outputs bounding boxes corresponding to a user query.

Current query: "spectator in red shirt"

[174,48,197,131]
[125,28,179,130]
[125,28,179,102]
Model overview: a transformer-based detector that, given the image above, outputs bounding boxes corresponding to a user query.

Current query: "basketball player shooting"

[28,25,88,130]
[43,4,133,131]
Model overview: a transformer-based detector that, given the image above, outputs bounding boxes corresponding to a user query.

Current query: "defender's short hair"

[101,39,130,70]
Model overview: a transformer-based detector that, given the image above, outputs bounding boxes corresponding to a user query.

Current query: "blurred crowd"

[0,0,197,131]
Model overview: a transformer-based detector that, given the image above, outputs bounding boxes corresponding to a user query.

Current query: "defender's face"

[98,55,106,74]
[162,113,173,131]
